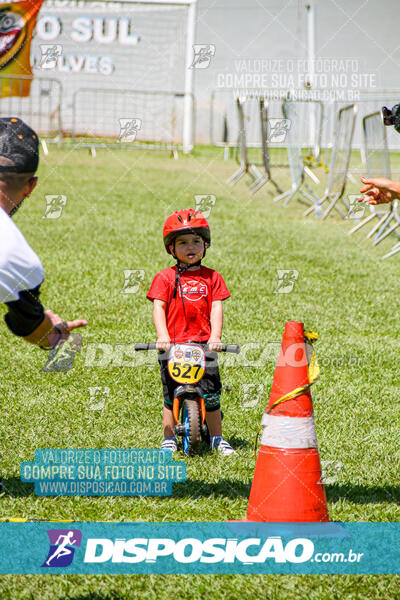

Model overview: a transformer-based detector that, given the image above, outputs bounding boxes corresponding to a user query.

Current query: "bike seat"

[173,385,202,399]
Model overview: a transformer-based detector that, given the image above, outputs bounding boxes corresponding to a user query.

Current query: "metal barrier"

[210,87,324,162]
[273,98,321,206]
[349,111,393,238]
[304,104,358,220]
[211,87,292,174]
[248,98,283,195]
[226,93,323,196]
[298,99,324,165]
[364,111,391,177]
[0,74,62,143]
[328,90,400,167]
[72,89,195,155]
[211,88,400,164]
[226,97,262,186]
[249,98,282,194]
[382,206,400,258]
[211,88,266,148]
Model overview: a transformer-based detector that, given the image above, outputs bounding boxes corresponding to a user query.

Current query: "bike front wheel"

[181,399,201,455]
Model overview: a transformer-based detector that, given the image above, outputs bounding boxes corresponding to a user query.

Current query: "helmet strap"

[172,259,195,304]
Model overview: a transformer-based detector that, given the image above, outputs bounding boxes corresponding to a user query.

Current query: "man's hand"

[45,309,88,347]
[208,337,223,352]
[23,309,88,348]
[359,177,400,205]
[156,338,171,351]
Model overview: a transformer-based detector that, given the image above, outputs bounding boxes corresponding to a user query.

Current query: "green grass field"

[0,146,399,598]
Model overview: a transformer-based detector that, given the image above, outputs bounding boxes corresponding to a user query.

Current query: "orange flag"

[0,0,44,98]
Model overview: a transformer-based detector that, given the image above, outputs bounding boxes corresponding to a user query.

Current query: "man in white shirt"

[0,117,87,348]
[0,118,87,488]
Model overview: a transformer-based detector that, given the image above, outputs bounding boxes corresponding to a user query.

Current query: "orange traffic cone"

[245,321,329,522]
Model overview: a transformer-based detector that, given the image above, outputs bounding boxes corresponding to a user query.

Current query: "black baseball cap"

[0,117,39,173]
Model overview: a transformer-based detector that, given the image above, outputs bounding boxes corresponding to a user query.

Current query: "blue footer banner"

[0,522,399,574]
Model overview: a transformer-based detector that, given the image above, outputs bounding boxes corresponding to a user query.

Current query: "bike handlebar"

[134,343,240,353]
[134,343,158,351]
[219,344,241,354]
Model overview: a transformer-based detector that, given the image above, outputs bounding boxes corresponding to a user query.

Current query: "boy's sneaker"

[161,437,177,452]
[210,436,237,456]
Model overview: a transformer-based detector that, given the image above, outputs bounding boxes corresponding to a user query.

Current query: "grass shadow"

[226,436,249,449]
[326,483,400,505]
[174,436,250,457]
[171,477,251,500]
[1,477,34,498]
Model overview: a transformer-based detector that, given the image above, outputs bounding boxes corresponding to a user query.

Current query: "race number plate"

[168,344,206,384]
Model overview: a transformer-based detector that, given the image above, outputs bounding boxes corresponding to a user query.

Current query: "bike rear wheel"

[182,399,201,455]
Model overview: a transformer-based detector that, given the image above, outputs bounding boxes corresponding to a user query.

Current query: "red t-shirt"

[146,265,230,342]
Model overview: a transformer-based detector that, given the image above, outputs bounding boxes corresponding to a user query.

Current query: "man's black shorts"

[158,347,222,411]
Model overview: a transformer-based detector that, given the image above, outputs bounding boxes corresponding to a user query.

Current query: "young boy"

[146,209,236,455]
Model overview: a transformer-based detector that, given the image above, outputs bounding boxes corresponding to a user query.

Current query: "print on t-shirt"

[179,279,208,302]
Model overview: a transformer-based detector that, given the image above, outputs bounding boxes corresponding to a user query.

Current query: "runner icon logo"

[41,529,82,568]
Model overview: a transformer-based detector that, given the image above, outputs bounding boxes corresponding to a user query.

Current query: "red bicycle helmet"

[163,209,211,254]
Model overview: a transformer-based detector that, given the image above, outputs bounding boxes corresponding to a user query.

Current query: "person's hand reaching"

[359,177,400,205]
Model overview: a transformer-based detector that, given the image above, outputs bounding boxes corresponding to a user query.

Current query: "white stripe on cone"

[260,413,318,449]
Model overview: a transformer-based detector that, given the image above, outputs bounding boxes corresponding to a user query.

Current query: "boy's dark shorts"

[158,348,221,412]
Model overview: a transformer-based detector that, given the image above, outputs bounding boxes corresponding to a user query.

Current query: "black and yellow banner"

[0,0,43,97]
